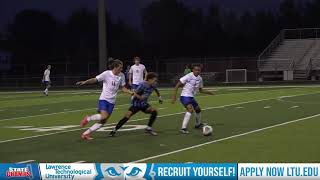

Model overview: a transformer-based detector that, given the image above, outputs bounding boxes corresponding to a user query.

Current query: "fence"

[0,57,259,88]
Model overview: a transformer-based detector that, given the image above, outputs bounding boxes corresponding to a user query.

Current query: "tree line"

[1,0,320,66]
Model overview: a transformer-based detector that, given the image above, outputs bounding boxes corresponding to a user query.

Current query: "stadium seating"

[259,38,320,80]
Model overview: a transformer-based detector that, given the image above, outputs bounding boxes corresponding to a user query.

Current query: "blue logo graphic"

[96,163,154,180]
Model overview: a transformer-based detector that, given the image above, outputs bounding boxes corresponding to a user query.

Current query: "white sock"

[195,113,201,125]
[182,112,192,129]
[83,123,102,135]
[87,114,102,122]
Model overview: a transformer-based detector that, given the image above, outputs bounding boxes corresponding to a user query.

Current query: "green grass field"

[1,85,320,163]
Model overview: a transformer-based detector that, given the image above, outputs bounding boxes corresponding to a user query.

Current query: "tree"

[142,0,202,57]
[8,9,58,64]
[279,0,303,28]
[62,8,98,62]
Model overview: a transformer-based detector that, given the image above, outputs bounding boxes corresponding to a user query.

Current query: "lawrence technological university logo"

[6,166,32,178]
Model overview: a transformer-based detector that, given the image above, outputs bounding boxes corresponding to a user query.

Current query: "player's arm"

[144,68,148,80]
[76,78,98,86]
[199,88,214,95]
[154,88,163,104]
[42,71,46,82]
[121,86,134,96]
[128,67,133,85]
[171,81,183,104]
[198,78,213,95]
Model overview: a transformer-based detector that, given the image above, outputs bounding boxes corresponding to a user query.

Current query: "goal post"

[226,69,247,83]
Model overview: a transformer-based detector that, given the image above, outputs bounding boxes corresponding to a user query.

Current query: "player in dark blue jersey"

[109,72,163,136]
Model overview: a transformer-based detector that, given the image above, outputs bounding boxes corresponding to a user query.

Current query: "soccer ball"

[202,125,213,136]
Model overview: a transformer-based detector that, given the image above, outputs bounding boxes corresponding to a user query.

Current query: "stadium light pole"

[98,0,107,73]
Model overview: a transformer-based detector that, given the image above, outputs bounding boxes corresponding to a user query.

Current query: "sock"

[114,117,129,131]
[83,123,102,135]
[147,111,158,127]
[195,113,201,125]
[87,114,102,122]
[182,112,192,129]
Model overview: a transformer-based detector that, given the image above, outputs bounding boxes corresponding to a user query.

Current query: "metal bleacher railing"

[258,28,320,72]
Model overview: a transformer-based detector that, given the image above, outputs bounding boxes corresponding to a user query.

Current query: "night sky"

[0,0,283,31]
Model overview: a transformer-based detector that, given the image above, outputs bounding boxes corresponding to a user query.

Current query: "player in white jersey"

[172,64,214,134]
[76,59,134,140]
[129,56,147,90]
[42,65,51,96]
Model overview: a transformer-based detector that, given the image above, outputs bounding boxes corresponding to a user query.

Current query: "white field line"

[290,106,300,109]
[16,160,35,164]
[132,113,320,163]
[0,87,310,122]
[1,84,319,95]
[0,92,314,144]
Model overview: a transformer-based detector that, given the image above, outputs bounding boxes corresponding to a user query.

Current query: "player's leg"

[43,81,49,96]
[181,104,194,134]
[190,99,206,129]
[180,96,195,134]
[109,108,137,137]
[143,106,158,136]
[81,100,114,140]
[46,82,51,94]
[81,110,110,140]
[80,100,112,127]
[194,105,206,129]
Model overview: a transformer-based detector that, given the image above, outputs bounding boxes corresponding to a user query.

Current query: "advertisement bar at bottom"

[0,163,320,179]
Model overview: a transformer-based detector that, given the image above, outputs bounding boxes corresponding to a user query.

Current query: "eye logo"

[104,165,144,179]
[127,167,142,176]
[105,167,121,177]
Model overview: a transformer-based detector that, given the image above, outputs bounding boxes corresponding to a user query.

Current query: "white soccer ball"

[202,125,213,136]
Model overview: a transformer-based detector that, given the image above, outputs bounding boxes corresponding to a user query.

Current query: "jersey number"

[112,81,116,86]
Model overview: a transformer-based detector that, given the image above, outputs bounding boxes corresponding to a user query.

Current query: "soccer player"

[42,65,51,96]
[172,64,214,134]
[76,59,134,140]
[129,56,147,90]
[109,72,163,137]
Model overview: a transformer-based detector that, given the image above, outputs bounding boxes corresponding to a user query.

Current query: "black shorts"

[129,104,151,114]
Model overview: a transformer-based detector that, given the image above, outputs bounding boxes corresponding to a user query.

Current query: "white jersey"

[179,72,203,97]
[43,69,50,81]
[96,70,126,104]
[129,64,146,85]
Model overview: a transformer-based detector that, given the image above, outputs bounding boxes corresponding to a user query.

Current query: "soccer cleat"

[109,130,117,137]
[180,128,190,134]
[81,133,93,140]
[145,128,158,136]
[80,116,89,127]
[194,123,207,129]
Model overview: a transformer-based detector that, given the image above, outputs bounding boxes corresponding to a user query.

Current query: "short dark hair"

[134,56,140,61]
[146,72,158,80]
[109,59,123,69]
[192,63,202,69]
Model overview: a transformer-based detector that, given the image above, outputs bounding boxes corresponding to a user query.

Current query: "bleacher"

[259,28,320,80]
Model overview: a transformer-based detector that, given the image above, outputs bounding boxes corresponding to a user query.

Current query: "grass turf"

[0,85,320,163]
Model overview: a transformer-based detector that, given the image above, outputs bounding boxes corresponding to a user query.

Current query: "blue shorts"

[180,96,199,108]
[131,84,139,90]
[97,100,115,115]
[43,81,50,86]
